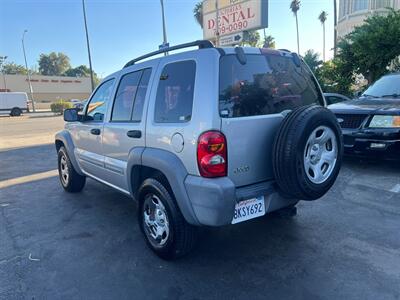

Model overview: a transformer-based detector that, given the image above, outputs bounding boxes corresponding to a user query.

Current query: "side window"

[154,61,196,123]
[111,68,152,122]
[132,68,151,122]
[111,71,142,122]
[86,79,115,122]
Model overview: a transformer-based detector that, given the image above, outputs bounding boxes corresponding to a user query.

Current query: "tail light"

[197,131,227,178]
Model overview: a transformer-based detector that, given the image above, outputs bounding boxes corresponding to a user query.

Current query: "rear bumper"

[184,175,297,226]
[342,129,400,159]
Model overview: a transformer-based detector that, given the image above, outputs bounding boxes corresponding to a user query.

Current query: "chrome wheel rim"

[304,126,338,184]
[143,194,170,246]
[60,154,69,186]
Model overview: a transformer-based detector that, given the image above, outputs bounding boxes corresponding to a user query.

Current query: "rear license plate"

[231,196,265,224]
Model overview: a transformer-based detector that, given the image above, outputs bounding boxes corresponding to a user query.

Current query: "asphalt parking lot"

[1,115,399,299]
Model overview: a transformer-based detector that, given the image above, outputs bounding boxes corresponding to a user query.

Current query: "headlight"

[369,115,400,128]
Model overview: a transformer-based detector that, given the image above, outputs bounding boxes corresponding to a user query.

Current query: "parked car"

[324,93,351,105]
[329,73,400,158]
[73,99,87,111]
[55,41,343,259]
[0,92,29,116]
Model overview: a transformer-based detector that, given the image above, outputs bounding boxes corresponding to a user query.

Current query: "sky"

[0,0,334,77]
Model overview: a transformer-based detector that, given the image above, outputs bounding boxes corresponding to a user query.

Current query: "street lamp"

[82,0,95,91]
[0,55,7,91]
[22,30,36,112]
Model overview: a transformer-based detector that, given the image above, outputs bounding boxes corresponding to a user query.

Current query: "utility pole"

[334,0,337,56]
[215,0,220,46]
[82,0,95,91]
[0,56,7,91]
[22,30,36,112]
[160,0,168,55]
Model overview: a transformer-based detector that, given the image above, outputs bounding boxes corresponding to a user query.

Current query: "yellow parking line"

[0,169,58,189]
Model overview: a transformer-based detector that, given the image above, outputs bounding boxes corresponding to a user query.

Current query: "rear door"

[219,52,324,187]
[101,66,154,192]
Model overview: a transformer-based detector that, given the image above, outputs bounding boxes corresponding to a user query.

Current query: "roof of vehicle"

[101,41,300,83]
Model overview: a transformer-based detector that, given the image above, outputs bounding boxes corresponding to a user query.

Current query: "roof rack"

[123,40,214,68]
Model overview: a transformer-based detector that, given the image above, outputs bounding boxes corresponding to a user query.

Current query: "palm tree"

[193,2,203,29]
[333,0,337,56]
[262,34,276,48]
[319,11,328,62]
[290,0,301,54]
[303,49,322,73]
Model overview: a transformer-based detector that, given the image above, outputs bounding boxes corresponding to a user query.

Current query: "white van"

[0,92,29,116]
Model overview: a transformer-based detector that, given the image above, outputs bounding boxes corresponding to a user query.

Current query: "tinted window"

[326,96,344,105]
[154,61,196,123]
[219,54,323,118]
[86,79,115,122]
[132,69,151,122]
[112,71,142,121]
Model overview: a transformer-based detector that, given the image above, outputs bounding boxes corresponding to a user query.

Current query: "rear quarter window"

[219,54,323,118]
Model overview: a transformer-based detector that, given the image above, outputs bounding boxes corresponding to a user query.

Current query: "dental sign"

[202,0,268,40]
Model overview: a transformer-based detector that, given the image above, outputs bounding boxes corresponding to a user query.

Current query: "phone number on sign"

[214,20,248,35]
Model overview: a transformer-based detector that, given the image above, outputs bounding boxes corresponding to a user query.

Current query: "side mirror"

[64,108,79,122]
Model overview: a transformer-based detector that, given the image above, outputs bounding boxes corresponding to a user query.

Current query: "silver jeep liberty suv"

[56,40,343,260]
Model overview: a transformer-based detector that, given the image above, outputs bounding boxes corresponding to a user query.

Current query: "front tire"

[57,146,86,193]
[138,178,197,260]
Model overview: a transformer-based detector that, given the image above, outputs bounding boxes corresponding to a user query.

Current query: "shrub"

[50,99,73,114]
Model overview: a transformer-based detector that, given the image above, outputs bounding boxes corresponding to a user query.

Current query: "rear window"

[219,54,323,118]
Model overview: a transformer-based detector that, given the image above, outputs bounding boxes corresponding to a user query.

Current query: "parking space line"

[0,169,58,189]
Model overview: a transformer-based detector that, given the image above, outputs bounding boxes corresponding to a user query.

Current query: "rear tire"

[57,146,86,193]
[138,178,197,260]
[273,105,343,200]
[10,107,22,117]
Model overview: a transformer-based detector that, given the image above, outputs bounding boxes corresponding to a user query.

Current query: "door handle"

[90,128,101,135]
[127,130,142,138]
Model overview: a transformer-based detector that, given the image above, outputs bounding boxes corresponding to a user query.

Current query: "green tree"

[242,30,261,47]
[1,62,28,75]
[303,49,322,73]
[193,2,203,28]
[262,32,276,48]
[64,65,92,77]
[341,9,400,84]
[290,0,301,54]
[38,52,71,76]
[64,65,100,86]
[316,40,356,96]
[318,11,328,61]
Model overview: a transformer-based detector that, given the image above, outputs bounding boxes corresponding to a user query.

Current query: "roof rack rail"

[123,40,214,68]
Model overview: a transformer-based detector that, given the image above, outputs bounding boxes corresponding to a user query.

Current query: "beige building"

[337,0,400,39]
[1,74,92,107]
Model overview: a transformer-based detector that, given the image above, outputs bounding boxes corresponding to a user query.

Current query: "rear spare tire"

[272,105,343,200]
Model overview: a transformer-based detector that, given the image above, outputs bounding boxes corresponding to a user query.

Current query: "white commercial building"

[337,0,400,39]
[0,74,92,108]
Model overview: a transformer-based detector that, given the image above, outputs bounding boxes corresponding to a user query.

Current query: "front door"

[101,68,153,192]
[71,78,116,177]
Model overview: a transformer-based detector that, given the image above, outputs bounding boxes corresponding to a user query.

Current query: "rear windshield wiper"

[380,93,400,98]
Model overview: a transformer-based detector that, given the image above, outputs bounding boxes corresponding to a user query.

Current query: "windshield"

[362,74,400,98]
[219,53,324,118]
